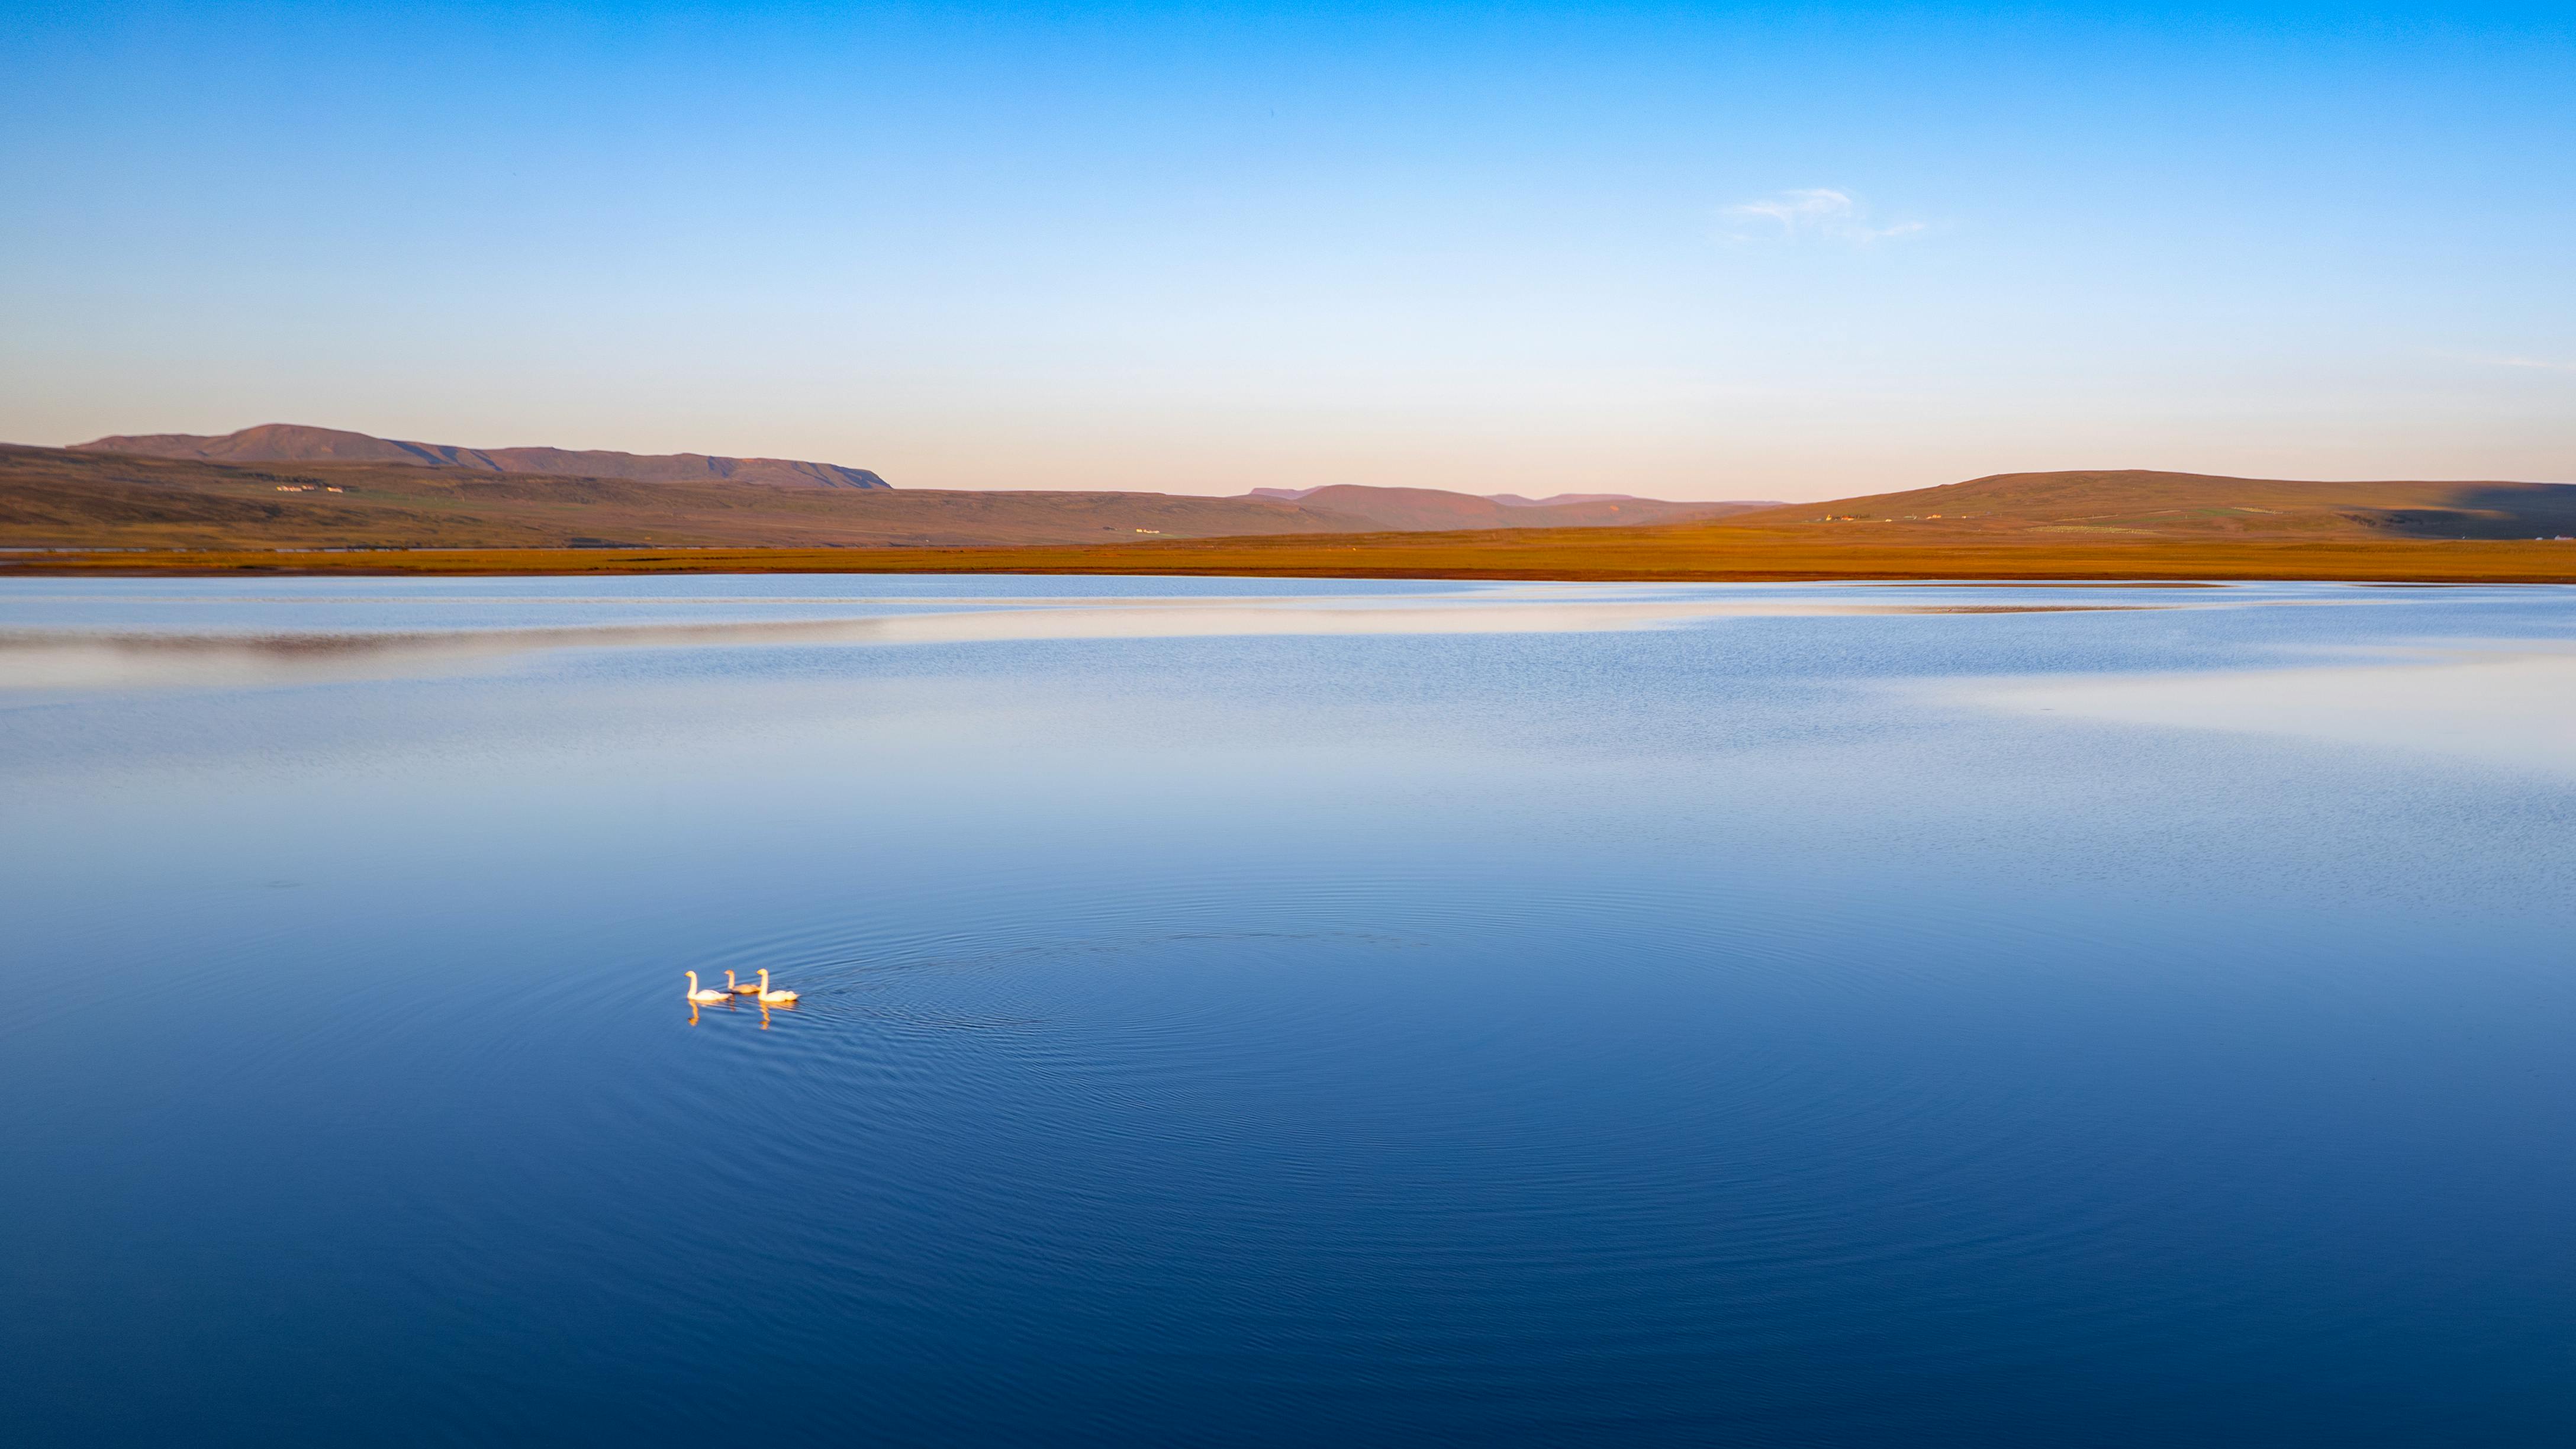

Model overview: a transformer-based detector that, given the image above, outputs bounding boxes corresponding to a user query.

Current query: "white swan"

[756,969,799,1006]
[724,970,762,996]
[684,971,729,1004]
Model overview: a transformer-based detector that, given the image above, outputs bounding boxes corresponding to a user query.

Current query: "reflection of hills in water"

[0,585,2169,689]
[8,578,2562,779]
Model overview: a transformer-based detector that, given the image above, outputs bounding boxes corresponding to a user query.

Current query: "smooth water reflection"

[3,576,2572,1445]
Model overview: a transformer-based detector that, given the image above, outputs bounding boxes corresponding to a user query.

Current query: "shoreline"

[6,531,2576,585]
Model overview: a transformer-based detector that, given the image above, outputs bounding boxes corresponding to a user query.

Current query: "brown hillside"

[0,445,1341,549]
[12,450,2573,581]
[1734,469,2576,540]
[74,423,893,490]
[0,446,1771,550]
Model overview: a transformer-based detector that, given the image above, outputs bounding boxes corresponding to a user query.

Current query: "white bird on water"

[756,969,799,1006]
[724,970,762,996]
[684,971,729,1005]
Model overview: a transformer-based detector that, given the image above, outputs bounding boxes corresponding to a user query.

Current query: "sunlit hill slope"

[1728,469,2576,540]
[7,439,2572,582]
[2,429,1768,550]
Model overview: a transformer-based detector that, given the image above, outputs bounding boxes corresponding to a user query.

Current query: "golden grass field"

[13,522,2576,584]
[9,445,2575,583]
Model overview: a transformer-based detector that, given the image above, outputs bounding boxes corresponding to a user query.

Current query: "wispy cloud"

[2448,351,2576,374]
[1721,188,1926,246]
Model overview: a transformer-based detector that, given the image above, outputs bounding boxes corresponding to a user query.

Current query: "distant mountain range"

[1251,486,1676,508]
[74,423,893,491]
[1237,484,1766,531]
[18,428,2567,557]
[4,427,1771,550]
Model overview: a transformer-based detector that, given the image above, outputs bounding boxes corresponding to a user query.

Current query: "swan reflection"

[678,970,798,1028]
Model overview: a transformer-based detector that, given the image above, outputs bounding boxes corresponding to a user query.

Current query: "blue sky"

[4,2,2571,499]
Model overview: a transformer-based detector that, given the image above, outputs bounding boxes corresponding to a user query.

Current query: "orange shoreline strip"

[6,530,2575,584]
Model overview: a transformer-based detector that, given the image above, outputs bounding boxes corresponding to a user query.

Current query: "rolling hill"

[1727,469,2576,540]
[73,423,893,490]
[11,441,2570,578]
[0,441,1763,550]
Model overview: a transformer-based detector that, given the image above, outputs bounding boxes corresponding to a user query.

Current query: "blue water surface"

[2,576,2571,1445]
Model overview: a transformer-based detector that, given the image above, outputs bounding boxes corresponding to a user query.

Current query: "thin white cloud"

[1721,188,1926,245]
[2451,352,2576,374]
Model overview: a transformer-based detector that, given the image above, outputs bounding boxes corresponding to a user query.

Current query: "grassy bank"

[9,523,2576,584]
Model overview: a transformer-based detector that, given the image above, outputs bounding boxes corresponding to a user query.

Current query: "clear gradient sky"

[4,3,2571,500]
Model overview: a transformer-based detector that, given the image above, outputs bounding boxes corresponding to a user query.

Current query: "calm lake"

[4,575,2572,1445]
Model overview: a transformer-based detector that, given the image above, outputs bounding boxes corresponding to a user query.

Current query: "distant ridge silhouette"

[1237,484,1774,530]
[75,423,892,490]
[5,438,1764,552]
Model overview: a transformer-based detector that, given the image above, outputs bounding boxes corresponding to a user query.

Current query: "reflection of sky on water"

[1959,645,2576,778]
[5,579,2572,783]
[4,575,2573,1444]
[0,585,2168,690]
